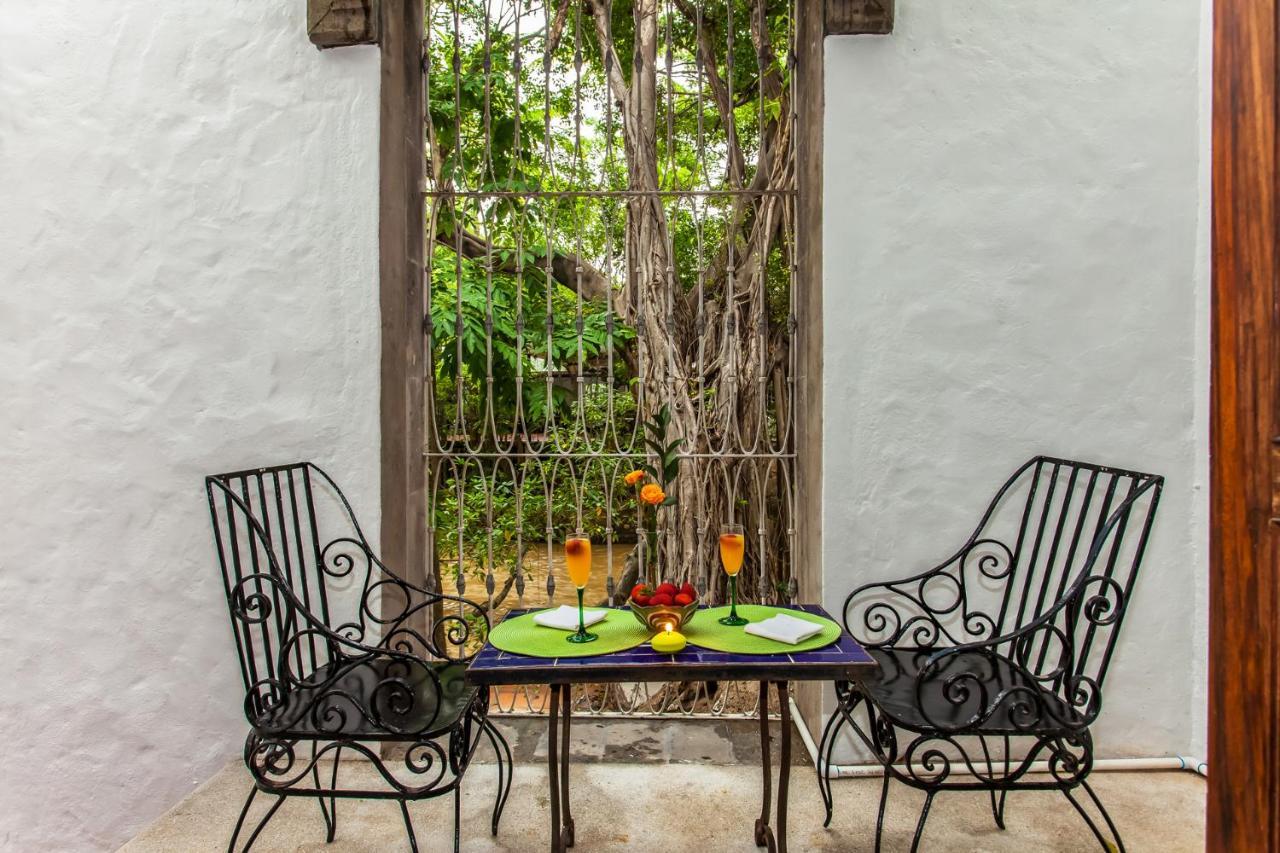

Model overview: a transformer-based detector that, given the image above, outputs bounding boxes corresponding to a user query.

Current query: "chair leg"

[977,734,1008,831]
[312,744,340,843]
[483,717,513,835]
[1080,779,1124,853]
[228,786,257,853]
[990,788,1008,830]
[326,746,341,842]
[1062,780,1126,853]
[399,800,419,853]
[817,702,847,828]
[909,790,936,853]
[873,770,891,853]
[453,785,462,853]
[994,734,1010,829]
[234,792,286,853]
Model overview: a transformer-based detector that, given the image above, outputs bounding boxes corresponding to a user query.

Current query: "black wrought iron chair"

[205,462,512,853]
[816,456,1163,852]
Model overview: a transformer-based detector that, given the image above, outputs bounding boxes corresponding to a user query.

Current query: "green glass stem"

[567,586,598,643]
[719,575,749,626]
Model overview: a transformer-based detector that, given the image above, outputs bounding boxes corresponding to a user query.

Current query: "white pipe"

[789,698,1207,779]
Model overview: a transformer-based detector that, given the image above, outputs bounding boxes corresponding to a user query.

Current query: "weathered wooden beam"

[826,0,895,35]
[792,0,825,743]
[378,0,427,633]
[309,0,379,49]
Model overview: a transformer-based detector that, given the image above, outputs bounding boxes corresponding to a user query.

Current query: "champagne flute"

[718,523,748,626]
[564,533,598,643]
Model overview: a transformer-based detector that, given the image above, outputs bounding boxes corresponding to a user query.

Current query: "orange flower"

[624,470,646,486]
[640,483,666,506]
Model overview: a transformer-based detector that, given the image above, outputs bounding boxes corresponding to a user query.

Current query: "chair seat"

[256,657,477,739]
[857,648,1081,735]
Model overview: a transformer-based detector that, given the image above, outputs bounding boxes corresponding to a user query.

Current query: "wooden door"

[1210,0,1280,848]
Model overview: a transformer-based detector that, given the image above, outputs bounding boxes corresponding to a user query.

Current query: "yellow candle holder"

[651,626,687,654]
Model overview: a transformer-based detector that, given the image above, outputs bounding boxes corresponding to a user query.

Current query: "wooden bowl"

[629,600,699,632]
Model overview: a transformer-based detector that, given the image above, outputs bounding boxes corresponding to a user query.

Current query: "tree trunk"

[587,0,795,602]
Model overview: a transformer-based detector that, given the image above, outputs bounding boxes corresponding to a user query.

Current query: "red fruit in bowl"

[674,593,694,607]
[656,582,678,596]
[680,582,696,599]
[633,595,651,607]
[630,583,651,601]
[650,593,674,606]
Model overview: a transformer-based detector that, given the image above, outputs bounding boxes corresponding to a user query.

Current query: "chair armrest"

[841,538,1015,649]
[234,572,487,738]
[314,535,492,660]
[229,570,409,664]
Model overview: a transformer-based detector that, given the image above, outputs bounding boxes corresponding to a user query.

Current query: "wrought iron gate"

[422,0,799,717]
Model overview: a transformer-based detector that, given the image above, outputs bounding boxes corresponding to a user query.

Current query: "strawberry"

[674,593,693,607]
[630,583,651,601]
[633,595,651,607]
[656,582,678,596]
[680,582,696,599]
[650,593,674,606]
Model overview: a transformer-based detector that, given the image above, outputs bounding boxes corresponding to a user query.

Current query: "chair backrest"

[844,456,1163,696]
[205,462,478,723]
[981,457,1163,694]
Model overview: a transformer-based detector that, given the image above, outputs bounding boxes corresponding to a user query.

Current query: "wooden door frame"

[1210,0,1280,847]
[376,0,833,620]
[374,1,887,730]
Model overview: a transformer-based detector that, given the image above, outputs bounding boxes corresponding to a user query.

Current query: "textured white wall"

[821,1,1208,761]
[0,3,379,850]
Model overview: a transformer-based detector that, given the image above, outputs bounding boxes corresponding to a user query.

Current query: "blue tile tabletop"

[465,603,877,686]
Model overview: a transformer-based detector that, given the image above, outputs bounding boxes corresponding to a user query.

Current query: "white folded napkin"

[532,605,609,631]
[744,613,823,645]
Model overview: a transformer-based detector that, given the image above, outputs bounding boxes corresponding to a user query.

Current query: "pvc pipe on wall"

[790,699,1208,779]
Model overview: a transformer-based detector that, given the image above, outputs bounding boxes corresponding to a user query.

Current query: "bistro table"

[466,604,877,853]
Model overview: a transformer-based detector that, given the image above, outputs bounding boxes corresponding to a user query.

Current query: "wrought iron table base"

[545,681,795,853]
[754,680,791,853]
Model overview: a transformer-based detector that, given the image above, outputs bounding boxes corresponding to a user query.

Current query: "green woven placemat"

[684,605,842,655]
[489,608,652,658]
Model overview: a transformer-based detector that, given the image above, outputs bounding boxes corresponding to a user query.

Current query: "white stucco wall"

[821,1,1208,762]
[0,3,380,850]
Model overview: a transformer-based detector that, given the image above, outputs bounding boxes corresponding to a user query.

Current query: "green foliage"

[641,404,681,505]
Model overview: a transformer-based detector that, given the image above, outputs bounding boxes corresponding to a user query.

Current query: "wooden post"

[379,1,427,614]
[792,0,826,742]
[826,0,895,35]
[1210,0,1280,847]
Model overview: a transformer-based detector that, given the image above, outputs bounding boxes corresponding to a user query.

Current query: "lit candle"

[651,623,687,654]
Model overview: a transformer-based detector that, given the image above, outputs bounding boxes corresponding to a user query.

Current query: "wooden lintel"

[826,0,895,35]
[309,0,379,49]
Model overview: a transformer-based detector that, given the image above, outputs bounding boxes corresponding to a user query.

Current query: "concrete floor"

[122,754,1205,852]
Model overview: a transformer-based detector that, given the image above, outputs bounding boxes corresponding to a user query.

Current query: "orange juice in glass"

[718,523,748,626]
[565,534,597,643]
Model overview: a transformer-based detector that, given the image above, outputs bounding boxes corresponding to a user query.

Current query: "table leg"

[754,681,792,853]
[755,680,775,852]
[776,681,791,853]
[560,684,575,848]
[548,684,562,853]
